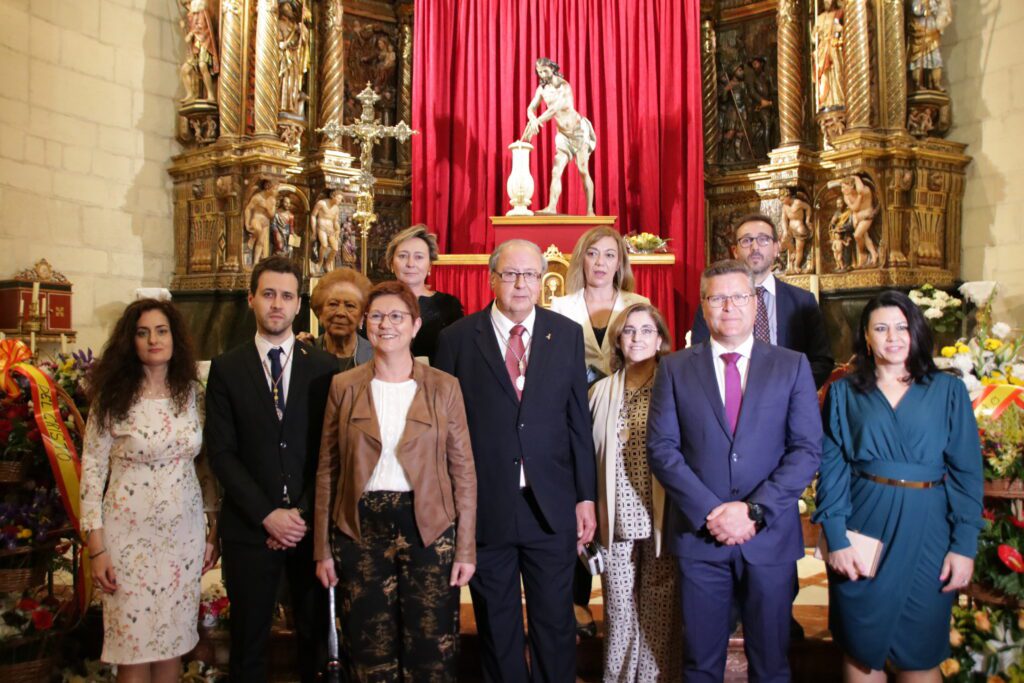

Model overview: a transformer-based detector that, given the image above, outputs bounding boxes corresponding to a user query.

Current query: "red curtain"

[412,0,705,334]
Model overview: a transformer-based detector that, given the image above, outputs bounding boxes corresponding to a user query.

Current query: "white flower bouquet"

[909,283,963,335]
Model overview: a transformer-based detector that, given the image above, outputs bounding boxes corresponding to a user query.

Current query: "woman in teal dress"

[814,290,983,681]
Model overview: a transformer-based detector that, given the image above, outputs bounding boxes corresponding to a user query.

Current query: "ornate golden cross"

[317,83,418,274]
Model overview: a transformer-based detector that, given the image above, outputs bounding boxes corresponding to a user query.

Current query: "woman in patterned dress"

[80,299,219,682]
[589,302,682,681]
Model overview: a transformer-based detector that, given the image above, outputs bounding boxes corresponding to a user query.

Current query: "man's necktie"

[721,352,742,433]
[754,285,771,344]
[268,347,286,415]
[505,325,527,400]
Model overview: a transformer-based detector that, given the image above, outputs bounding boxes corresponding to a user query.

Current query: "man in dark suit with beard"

[205,256,337,683]
[435,239,597,682]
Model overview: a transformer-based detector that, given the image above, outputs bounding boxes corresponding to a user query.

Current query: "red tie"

[505,325,527,400]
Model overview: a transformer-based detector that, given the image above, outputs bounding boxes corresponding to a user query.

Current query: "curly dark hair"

[848,290,937,393]
[87,299,198,428]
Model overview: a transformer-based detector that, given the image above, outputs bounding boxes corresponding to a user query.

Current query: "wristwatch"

[746,502,766,531]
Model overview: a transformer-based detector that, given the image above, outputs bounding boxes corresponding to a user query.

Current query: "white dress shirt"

[758,274,779,345]
[490,303,535,487]
[709,333,754,405]
[254,333,296,406]
[364,379,416,492]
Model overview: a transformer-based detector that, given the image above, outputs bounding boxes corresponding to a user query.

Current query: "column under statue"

[521,58,597,216]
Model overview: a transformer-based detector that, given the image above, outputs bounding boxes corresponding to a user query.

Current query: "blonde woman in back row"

[549,226,649,385]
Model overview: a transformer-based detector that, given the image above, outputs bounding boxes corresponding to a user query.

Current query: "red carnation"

[5,403,28,420]
[16,597,39,611]
[26,428,40,443]
[998,544,1024,573]
[31,608,53,630]
[1011,514,1024,529]
[983,508,997,522]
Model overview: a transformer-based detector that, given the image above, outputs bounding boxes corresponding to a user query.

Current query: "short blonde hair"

[310,267,372,317]
[565,227,635,294]
[385,224,440,271]
[608,303,672,372]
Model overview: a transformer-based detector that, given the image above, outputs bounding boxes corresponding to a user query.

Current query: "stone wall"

[947,2,1024,320]
[0,0,180,351]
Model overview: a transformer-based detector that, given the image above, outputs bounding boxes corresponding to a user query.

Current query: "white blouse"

[364,378,417,492]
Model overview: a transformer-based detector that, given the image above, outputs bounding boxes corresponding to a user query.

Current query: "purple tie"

[721,352,742,433]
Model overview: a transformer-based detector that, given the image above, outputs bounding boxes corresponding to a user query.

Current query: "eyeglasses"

[621,326,658,338]
[366,310,413,325]
[736,234,775,248]
[493,270,542,284]
[705,294,754,308]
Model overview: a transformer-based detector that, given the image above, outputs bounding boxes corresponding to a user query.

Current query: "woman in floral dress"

[80,299,219,682]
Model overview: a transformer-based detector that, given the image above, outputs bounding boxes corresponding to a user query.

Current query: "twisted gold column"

[879,0,906,129]
[777,0,804,145]
[253,0,280,137]
[701,18,720,165]
[844,0,873,130]
[396,8,413,171]
[317,0,345,148]
[217,0,244,138]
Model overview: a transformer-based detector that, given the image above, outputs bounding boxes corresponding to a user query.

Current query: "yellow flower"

[987,675,1006,683]
[16,528,32,539]
[975,610,992,632]
[939,658,960,676]
[949,628,964,647]
[956,342,971,354]
[986,338,1004,351]
[941,346,957,358]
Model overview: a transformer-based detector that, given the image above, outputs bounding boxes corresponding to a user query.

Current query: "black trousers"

[221,535,325,683]
[470,488,576,683]
[333,491,460,683]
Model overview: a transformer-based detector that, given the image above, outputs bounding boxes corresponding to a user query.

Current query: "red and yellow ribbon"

[1,340,91,610]
[973,383,1024,421]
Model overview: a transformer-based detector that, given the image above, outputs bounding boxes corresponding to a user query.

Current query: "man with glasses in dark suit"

[435,239,597,682]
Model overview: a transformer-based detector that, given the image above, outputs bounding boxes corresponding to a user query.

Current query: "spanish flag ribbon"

[0,339,32,397]
[973,383,1024,421]
[7,361,91,611]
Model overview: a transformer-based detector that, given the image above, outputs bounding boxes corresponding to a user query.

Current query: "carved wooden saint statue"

[244,180,278,266]
[840,174,879,269]
[311,189,343,274]
[521,58,597,216]
[780,189,813,274]
[278,0,311,115]
[179,0,219,104]
[907,0,952,92]
[813,0,845,112]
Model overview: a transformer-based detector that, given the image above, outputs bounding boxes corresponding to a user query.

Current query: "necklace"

[262,344,295,415]
[491,318,532,391]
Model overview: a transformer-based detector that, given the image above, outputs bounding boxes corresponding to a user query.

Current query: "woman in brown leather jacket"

[314,280,477,682]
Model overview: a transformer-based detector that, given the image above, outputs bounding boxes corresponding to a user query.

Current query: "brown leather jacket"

[314,361,477,564]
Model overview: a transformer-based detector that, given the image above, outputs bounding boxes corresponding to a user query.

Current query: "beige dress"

[80,387,213,664]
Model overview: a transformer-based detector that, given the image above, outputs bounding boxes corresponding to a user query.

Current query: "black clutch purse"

[578,541,606,576]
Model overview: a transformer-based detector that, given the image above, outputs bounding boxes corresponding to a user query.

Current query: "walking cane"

[325,585,341,683]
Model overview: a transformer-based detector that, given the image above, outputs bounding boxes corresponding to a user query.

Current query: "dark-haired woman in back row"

[80,298,219,682]
[813,290,983,682]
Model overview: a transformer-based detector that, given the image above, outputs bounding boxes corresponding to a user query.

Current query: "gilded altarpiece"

[701,0,968,357]
[167,0,413,355]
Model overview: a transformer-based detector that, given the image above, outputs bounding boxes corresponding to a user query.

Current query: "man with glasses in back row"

[691,214,834,389]
[435,239,597,682]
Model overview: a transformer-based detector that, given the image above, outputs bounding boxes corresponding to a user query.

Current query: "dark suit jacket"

[434,304,597,545]
[646,341,822,564]
[691,278,834,387]
[205,339,338,544]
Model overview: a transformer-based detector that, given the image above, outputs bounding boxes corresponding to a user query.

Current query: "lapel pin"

[546,333,552,340]
[300,347,307,355]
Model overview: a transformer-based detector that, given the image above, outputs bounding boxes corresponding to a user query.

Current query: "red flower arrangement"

[997,544,1024,573]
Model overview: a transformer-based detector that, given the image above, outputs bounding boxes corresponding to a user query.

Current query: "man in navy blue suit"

[435,239,597,682]
[691,214,834,388]
[647,260,822,682]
